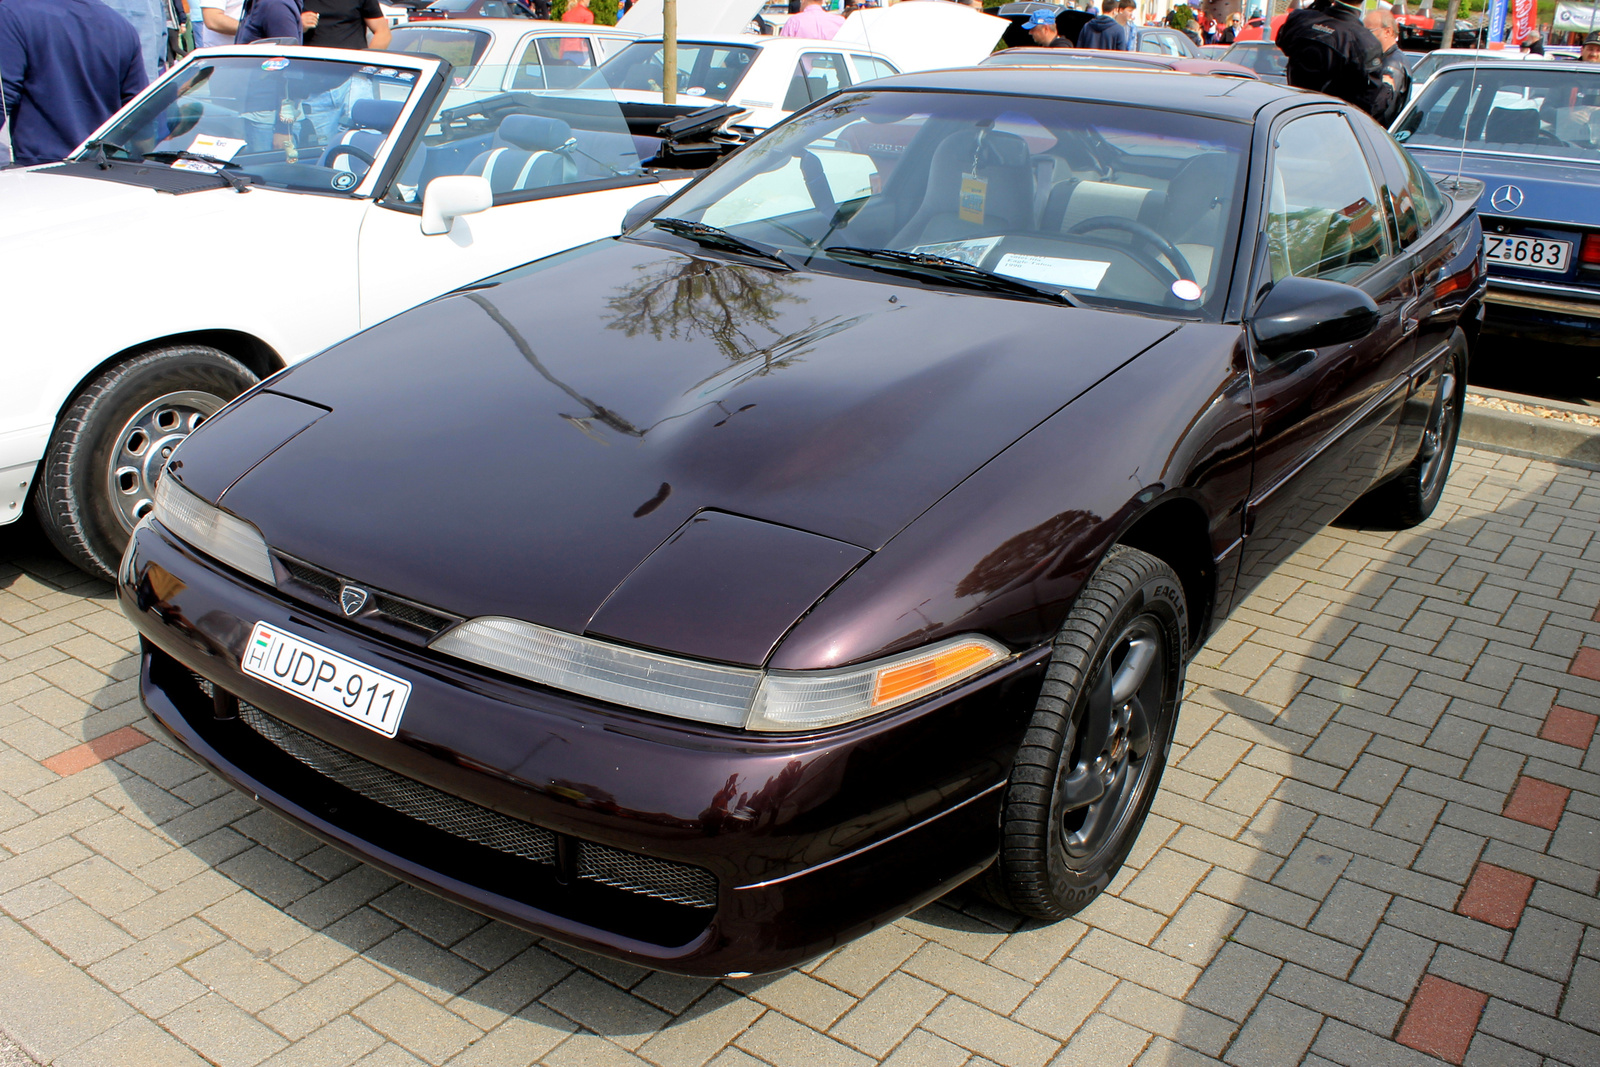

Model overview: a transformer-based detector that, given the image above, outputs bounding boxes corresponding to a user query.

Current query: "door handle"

[1400,298,1420,335]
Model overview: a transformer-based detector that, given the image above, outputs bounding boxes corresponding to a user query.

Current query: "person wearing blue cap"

[1023,9,1071,45]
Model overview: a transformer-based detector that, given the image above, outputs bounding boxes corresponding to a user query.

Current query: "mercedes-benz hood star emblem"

[1490,185,1525,213]
[340,585,369,616]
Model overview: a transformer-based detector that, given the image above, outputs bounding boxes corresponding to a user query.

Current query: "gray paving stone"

[1187,944,1282,1024]
[1505,909,1584,983]
[1222,996,1322,1067]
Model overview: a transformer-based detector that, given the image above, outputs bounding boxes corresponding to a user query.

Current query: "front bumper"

[120,521,1048,975]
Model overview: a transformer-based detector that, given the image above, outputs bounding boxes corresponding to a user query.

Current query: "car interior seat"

[1042,179,1167,237]
[320,98,405,177]
[1483,106,1541,144]
[1158,152,1236,290]
[889,128,1035,249]
[466,115,578,195]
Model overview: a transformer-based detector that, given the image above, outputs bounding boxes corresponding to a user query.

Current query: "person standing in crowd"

[102,0,166,80]
[1219,12,1240,42]
[0,0,147,166]
[1277,0,1394,119]
[1022,10,1070,45]
[781,0,845,39]
[1363,7,1409,125]
[304,0,389,50]
[197,0,245,46]
[1077,0,1131,49]
[1584,30,1600,62]
[1519,32,1544,54]
[237,0,310,43]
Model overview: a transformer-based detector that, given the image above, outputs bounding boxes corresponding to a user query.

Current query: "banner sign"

[1488,0,1507,43]
[1512,0,1535,41]
[1554,1,1600,31]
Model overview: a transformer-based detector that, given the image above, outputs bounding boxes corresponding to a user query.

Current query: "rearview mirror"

[420,175,492,236]
[621,195,669,234]
[1249,275,1380,359]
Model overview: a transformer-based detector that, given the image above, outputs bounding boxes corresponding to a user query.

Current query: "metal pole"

[663,0,678,105]
[1438,0,1458,47]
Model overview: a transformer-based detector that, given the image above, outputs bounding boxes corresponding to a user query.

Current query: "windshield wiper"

[141,150,253,193]
[823,246,1082,308]
[647,218,792,270]
[80,138,128,170]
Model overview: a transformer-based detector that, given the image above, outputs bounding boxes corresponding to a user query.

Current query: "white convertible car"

[1,44,690,579]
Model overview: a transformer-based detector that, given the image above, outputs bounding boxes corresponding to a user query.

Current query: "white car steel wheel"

[107,390,228,533]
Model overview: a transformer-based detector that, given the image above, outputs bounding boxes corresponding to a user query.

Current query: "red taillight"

[1582,234,1600,266]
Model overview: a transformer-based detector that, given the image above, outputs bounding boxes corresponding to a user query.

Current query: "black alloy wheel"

[1354,328,1467,528]
[34,345,258,581]
[985,545,1186,920]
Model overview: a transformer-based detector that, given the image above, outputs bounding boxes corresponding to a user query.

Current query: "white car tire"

[34,346,258,581]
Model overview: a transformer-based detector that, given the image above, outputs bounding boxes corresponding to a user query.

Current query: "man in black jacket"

[1363,7,1410,125]
[1277,0,1395,120]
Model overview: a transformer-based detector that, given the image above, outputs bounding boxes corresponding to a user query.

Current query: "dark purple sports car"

[121,69,1484,976]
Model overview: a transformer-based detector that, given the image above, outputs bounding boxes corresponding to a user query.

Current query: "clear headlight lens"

[152,474,276,585]
[431,618,1009,733]
[430,617,762,728]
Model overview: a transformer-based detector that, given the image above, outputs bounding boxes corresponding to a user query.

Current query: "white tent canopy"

[615,0,768,37]
[833,1,1009,74]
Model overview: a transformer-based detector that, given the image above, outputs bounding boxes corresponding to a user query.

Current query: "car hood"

[209,238,1175,649]
[1408,148,1600,227]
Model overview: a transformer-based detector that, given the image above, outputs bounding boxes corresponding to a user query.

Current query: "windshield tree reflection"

[646,90,1250,317]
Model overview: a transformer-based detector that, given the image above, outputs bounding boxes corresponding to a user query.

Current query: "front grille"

[215,679,718,909]
[274,554,458,638]
[238,700,557,864]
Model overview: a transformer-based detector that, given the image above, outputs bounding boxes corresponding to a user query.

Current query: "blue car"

[1394,61,1600,347]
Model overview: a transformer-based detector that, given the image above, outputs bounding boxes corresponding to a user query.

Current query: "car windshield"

[388,25,493,71]
[80,54,422,192]
[650,89,1249,317]
[1408,51,1527,86]
[1395,66,1600,165]
[581,41,760,102]
[381,75,645,207]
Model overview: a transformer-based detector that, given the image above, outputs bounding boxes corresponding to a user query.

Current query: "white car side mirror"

[420,175,492,236]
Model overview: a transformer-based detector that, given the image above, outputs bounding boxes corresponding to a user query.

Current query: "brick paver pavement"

[1,445,1597,1067]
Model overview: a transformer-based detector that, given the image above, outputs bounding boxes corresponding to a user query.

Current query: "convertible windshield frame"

[581,40,762,104]
[72,47,444,199]
[647,87,1253,322]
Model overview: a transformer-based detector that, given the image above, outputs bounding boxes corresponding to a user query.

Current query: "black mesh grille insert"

[371,596,452,634]
[273,556,456,638]
[219,683,717,909]
[280,558,340,602]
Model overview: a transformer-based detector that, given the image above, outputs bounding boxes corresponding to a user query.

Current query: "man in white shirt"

[197,0,245,47]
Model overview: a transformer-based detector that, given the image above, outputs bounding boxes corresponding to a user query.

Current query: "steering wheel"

[1066,215,1197,284]
[323,143,376,169]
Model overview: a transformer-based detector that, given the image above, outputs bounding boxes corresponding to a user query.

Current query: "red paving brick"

[1503,777,1571,831]
[1569,647,1600,680]
[41,727,151,777]
[1457,863,1535,930]
[1397,975,1489,1065]
[1542,705,1599,750]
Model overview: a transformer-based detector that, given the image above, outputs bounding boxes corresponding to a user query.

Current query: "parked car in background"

[1,45,695,580]
[581,35,904,138]
[981,47,1259,78]
[405,0,544,20]
[1218,40,1289,83]
[123,65,1481,977]
[1407,47,1550,89]
[1394,61,1599,346]
[386,17,636,96]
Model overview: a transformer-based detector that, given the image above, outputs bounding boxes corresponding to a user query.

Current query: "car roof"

[623,33,881,54]
[395,17,634,32]
[850,65,1297,120]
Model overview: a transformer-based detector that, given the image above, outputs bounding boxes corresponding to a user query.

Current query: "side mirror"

[621,195,669,234]
[1249,275,1380,359]
[420,175,492,236]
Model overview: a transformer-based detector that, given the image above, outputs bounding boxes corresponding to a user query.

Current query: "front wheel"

[985,545,1187,920]
[34,346,258,581]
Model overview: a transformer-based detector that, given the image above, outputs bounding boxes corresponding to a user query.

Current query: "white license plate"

[240,622,410,737]
[1486,235,1572,273]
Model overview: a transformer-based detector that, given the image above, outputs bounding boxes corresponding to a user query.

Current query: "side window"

[1138,35,1165,54]
[480,2,507,16]
[511,36,595,89]
[852,56,898,83]
[1401,145,1446,231]
[1266,112,1392,284]
[782,53,851,112]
